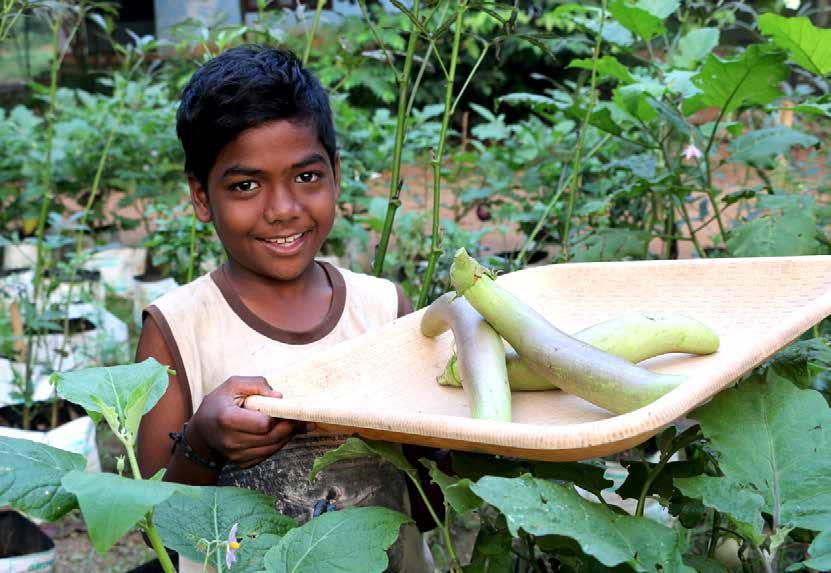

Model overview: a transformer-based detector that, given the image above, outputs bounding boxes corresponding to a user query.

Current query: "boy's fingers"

[232,437,293,468]
[220,406,280,435]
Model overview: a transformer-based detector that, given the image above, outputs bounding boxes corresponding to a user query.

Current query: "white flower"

[681,144,703,161]
[784,0,801,10]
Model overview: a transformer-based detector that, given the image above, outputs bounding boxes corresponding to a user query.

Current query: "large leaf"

[727,195,821,257]
[675,475,765,543]
[53,358,169,435]
[155,486,296,573]
[636,0,679,18]
[262,507,409,573]
[61,470,196,554]
[690,370,831,535]
[609,0,665,41]
[569,56,634,84]
[308,437,414,481]
[793,529,831,570]
[421,459,481,514]
[759,14,831,76]
[672,28,720,70]
[788,95,831,117]
[572,228,651,262]
[465,518,513,573]
[727,127,819,168]
[471,475,692,572]
[0,437,85,521]
[685,45,788,116]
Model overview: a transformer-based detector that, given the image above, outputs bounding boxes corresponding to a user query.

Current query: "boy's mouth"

[256,231,310,255]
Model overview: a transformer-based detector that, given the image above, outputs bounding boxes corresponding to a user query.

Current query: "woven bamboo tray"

[246,256,831,461]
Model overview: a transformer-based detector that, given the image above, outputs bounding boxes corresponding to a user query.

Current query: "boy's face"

[189,120,339,282]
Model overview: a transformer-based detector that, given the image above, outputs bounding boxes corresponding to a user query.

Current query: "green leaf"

[636,0,679,18]
[53,359,169,432]
[569,56,634,84]
[155,486,296,573]
[607,153,658,180]
[262,507,409,573]
[672,28,720,69]
[727,127,819,169]
[683,555,730,573]
[690,369,831,534]
[572,228,652,262]
[609,0,666,41]
[788,95,831,117]
[685,45,788,116]
[464,518,513,573]
[0,437,86,521]
[308,437,414,482]
[530,462,614,499]
[613,82,663,122]
[471,475,692,572]
[675,475,765,542]
[421,460,481,514]
[61,470,196,554]
[758,14,831,76]
[451,452,527,481]
[798,529,831,570]
[727,195,821,257]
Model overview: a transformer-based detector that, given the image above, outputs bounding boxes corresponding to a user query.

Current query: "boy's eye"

[295,171,322,184]
[229,180,260,193]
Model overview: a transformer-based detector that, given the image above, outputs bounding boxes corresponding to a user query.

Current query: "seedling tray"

[245,256,831,461]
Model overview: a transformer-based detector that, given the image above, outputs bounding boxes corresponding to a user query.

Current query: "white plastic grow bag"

[0,359,53,408]
[28,302,130,373]
[82,246,147,296]
[1,242,37,271]
[0,415,101,473]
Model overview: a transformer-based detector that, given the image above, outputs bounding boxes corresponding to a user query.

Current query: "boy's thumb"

[230,375,283,399]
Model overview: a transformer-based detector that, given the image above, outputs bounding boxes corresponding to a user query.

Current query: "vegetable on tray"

[425,248,721,417]
[438,313,720,392]
[421,292,512,421]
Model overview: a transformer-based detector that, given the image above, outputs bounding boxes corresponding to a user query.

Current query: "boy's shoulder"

[148,272,218,313]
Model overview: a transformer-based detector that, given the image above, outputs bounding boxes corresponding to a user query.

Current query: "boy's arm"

[135,315,223,484]
[136,315,305,484]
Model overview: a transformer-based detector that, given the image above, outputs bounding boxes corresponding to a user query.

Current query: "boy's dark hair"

[176,45,336,187]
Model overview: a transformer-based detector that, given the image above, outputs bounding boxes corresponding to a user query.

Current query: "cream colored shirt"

[147,262,431,573]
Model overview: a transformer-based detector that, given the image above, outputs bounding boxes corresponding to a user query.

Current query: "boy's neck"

[222,258,333,333]
[224,258,326,301]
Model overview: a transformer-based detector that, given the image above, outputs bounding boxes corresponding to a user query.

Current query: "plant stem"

[406,473,461,572]
[514,134,612,267]
[22,13,63,430]
[144,515,177,573]
[707,510,721,558]
[357,0,400,81]
[560,0,606,260]
[635,455,669,517]
[302,0,325,65]
[676,196,706,258]
[372,0,421,276]
[416,0,467,309]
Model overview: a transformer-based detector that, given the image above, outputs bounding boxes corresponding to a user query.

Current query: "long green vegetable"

[421,292,512,421]
[439,313,720,391]
[449,248,688,414]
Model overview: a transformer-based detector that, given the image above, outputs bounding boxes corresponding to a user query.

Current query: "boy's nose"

[263,187,301,223]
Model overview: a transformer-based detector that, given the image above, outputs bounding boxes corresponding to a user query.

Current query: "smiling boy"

[135,46,432,572]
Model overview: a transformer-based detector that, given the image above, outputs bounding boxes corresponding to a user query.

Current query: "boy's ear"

[188,175,212,223]
[333,151,341,201]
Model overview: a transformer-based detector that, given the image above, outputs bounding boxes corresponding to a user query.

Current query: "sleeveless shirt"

[146,262,432,573]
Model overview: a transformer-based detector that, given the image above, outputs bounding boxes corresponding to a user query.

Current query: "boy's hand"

[188,376,309,469]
